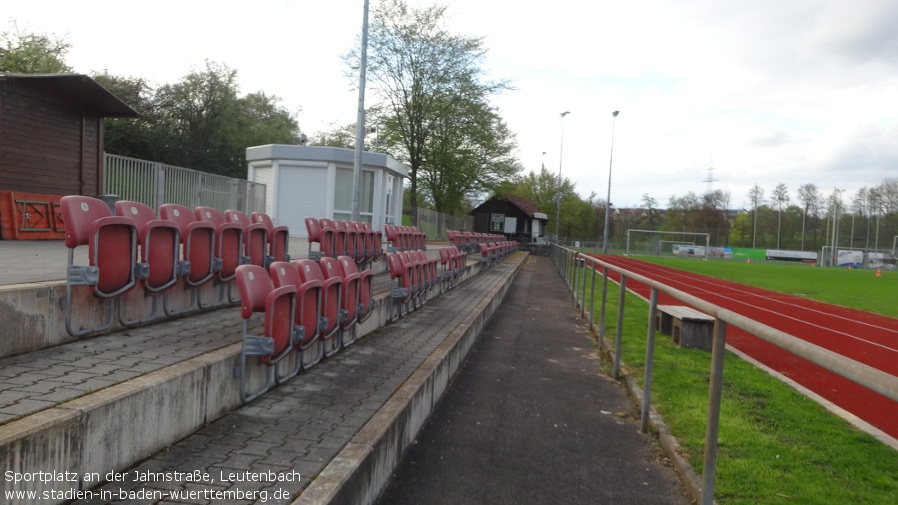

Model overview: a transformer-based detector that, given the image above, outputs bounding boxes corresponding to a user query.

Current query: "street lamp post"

[603,111,620,254]
[555,111,570,242]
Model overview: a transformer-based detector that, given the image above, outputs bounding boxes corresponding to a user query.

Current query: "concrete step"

[0,250,524,504]
[0,239,459,359]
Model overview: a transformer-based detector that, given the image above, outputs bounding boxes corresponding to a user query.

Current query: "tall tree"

[351,0,514,219]
[418,95,521,214]
[641,194,660,230]
[748,184,765,249]
[513,166,579,236]
[0,22,72,73]
[868,186,883,249]
[772,183,790,249]
[92,71,172,161]
[851,187,869,250]
[100,62,302,177]
[797,183,820,251]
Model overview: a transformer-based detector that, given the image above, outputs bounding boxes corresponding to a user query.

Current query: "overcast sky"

[6,0,898,210]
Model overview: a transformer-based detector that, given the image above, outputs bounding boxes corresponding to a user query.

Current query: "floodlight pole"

[351,0,370,222]
[555,112,570,243]
[602,110,620,254]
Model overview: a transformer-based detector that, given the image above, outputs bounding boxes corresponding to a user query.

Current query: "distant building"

[469,194,548,243]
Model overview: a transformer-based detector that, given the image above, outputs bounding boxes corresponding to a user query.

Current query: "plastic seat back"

[61,195,138,298]
[355,222,374,262]
[325,219,347,257]
[340,255,373,323]
[318,218,338,258]
[116,200,180,293]
[296,259,341,340]
[341,221,359,260]
[328,256,362,329]
[253,211,289,263]
[322,256,357,329]
[270,261,321,348]
[196,206,243,281]
[226,209,268,268]
[160,203,215,286]
[235,265,294,364]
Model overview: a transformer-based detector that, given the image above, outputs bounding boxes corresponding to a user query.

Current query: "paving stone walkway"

[69,258,520,505]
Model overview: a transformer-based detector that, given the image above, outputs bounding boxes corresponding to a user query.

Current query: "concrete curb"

[294,253,527,505]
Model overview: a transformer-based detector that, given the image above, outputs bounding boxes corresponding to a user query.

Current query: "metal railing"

[548,244,898,505]
[413,208,474,241]
[103,153,266,213]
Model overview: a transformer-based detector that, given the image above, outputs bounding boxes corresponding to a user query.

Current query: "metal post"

[581,257,588,317]
[555,111,570,241]
[603,110,620,254]
[562,251,569,287]
[613,275,627,380]
[567,252,574,291]
[641,288,659,433]
[588,261,597,330]
[701,319,727,505]
[351,0,371,221]
[599,267,609,350]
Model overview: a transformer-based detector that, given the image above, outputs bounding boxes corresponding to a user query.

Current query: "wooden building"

[0,73,138,239]
[470,194,549,244]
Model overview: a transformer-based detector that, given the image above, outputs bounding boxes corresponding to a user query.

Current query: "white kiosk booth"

[246,144,408,238]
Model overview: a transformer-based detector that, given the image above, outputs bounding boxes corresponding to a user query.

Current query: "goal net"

[626,229,711,259]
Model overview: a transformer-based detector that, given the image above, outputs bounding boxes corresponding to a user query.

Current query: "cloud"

[821,124,898,174]
[801,1,898,67]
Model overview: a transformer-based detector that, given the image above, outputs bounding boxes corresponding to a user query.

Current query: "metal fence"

[413,208,474,242]
[103,153,266,213]
[549,244,898,505]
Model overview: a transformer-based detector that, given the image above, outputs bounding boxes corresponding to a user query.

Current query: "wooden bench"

[655,305,715,351]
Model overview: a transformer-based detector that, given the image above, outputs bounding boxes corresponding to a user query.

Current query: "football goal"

[626,229,711,259]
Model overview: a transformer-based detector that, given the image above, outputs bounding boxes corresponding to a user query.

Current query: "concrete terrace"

[0,239,690,505]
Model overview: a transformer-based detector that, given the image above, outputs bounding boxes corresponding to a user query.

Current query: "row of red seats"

[479,241,520,269]
[447,230,505,255]
[386,246,468,321]
[438,246,468,292]
[233,256,373,402]
[384,224,426,252]
[304,217,383,265]
[59,195,288,337]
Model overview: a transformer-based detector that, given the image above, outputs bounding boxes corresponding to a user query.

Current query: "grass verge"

[581,261,898,504]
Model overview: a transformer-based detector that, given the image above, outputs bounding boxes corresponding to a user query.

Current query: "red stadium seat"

[159,203,217,313]
[399,251,425,307]
[296,259,343,357]
[225,209,269,268]
[114,200,181,325]
[386,251,413,321]
[334,256,374,345]
[195,206,244,303]
[269,261,324,370]
[321,256,360,348]
[60,195,140,337]
[252,211,290,264]
[235,264,297,402]
[321,218,346,258]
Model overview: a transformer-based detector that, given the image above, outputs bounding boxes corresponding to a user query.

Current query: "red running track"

[589,255,898,440]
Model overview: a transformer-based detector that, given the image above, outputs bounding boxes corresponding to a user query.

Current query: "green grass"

[572,260,898,504]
